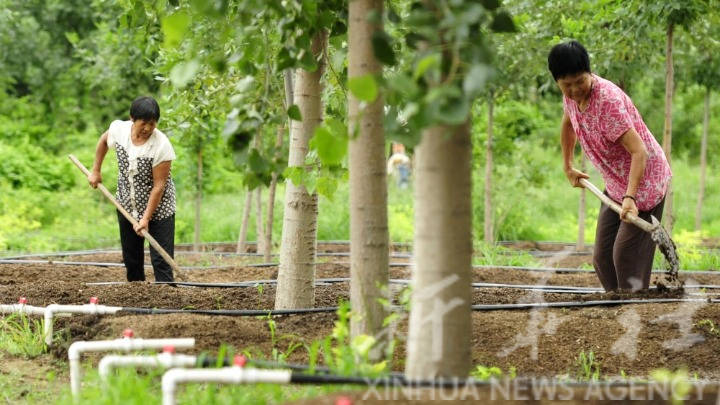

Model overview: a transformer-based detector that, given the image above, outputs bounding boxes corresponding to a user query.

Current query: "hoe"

[69,154,187,281]
[579,179,680,287]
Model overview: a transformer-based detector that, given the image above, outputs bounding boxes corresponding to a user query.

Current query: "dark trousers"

[593,195,665,292]
[117,211,175,282]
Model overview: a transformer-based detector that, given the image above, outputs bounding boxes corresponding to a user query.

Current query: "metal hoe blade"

[649,215,680,284]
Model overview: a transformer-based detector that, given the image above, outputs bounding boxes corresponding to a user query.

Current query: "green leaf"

[480,0,501,11]
[325,117,347,139]
[413,54,440,80]
[276,48,295,71]
[387,73,419,98]
[463,64,493,95]
[283,167,305,187]
[64,32,79,45]
[169,60,200,88]
[299,49,319,72]
[371,31,397,66]
[248,148,269,173]
[161,11,191,48]
[490,11,516,33]
[348,74,378,102]
[437,96,470,125]
[287,105,302,121]
[310,126,347,166]
[283,166,317,193]
[316,176,338,200]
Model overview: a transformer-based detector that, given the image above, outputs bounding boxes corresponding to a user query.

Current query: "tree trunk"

[577,154,586,251]
[284,70,294,110]
[264,126,284,263]
[193,147,203,251]
[262,72,293,263]
[484,94,494,244]
[405,122,473,379]
[236,191,252,253]
[695,88,710,231]
[275,31,326,309]
[348,0,389,345]
[255,187,264,255]
[661,23,675,232]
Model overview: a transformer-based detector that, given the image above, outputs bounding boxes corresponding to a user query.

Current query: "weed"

[0,313,47,358]
[260,314,302,363]
[574,350,600,381]
[316,301,388,377]
[470,365,516,380]
[696,319,720,337]
[650,369,691,405]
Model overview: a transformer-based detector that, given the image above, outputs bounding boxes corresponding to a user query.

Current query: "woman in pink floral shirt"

[548,41,672,292]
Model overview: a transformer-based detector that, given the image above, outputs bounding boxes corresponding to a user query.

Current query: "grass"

[51,365,356,405]
[0,314,47,358]
[574,350,601,382]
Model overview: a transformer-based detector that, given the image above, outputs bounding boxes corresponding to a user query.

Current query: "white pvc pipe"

[0,303,47,316]
[69,337,195,397]
[44,303,123,346]
[99,353,197,381]
[162,367,291,405]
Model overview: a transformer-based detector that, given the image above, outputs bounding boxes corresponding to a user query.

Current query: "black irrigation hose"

[472,298,719,311]
[0,259,278,270]
[117,306,339,316]
[85,279,720,294]
[109,298,720,317]
[5,258,719,275]
[473,264,720,275]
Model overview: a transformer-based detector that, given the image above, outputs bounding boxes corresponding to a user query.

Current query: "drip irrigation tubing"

[67,298,720,317]
[3,258,718,275]
[83,280,720,296]
[471,298,719,311]
[0,259,278,270]
[117,307,339,316]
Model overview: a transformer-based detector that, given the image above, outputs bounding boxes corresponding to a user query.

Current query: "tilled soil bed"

[2,254,720,381]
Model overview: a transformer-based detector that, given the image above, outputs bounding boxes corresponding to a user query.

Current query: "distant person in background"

[548,41,671,292]
[387,142,411,189]
[87,96,177,282]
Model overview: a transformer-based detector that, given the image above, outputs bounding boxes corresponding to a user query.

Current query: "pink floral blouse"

[564,74,671,211]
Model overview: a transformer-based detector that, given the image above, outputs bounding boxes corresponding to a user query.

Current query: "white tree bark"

[348,0,389,344]
[255,187,264,255]
[236,191,252,253]
[484,95,494,244]
[662,23,675,231]
[405,122,473,379]
[274,31,326,309]
[193,148,203,251]
[695,88,710,231]
[263,72,293,262]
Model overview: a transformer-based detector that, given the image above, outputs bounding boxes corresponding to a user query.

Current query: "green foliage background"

[0,0,718,254]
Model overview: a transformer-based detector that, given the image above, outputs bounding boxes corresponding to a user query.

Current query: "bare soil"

[2,248,720,384]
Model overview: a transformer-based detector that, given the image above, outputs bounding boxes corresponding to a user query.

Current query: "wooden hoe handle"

[68,154,185,281]
[578,178,654,233]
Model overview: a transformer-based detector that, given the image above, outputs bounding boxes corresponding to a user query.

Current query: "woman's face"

[131,118,157,140]
[556,72,593,104]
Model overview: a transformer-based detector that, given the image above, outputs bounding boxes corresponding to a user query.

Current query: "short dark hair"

[130,96,160,121]
[547,41,591,81]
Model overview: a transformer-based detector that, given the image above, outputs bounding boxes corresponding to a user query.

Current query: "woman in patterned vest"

[548,41,672,292]
[88,96,177,282]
